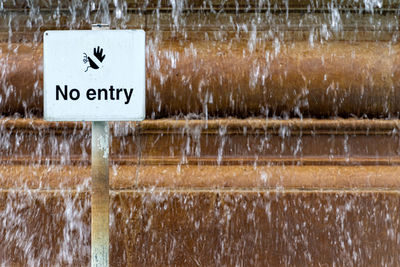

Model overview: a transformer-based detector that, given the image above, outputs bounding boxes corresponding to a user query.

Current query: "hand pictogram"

[94,46,106,62]
[83,46,106,72]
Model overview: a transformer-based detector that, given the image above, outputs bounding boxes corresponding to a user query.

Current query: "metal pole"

[91,121,109,267]
[91,24,110,267]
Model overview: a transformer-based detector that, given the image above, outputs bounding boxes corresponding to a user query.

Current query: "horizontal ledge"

[3,8,400,14]
[2,118,400,134]
[2,157,400,166]
[0,188,399,194]
[1,16,398,38]
[1,165,400,190]
[2,0,399,13]
[1,118,399,166]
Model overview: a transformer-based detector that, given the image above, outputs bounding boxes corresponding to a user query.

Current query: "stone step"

[2,118,400,166]
[3,164,400,190]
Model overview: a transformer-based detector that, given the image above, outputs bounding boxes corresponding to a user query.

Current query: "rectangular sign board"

[44,30,145,121]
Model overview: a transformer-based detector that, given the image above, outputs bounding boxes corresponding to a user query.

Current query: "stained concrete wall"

[1,2,400,266]
[1,118,400,266]
[3,41,400,118]
[2,190,400,266]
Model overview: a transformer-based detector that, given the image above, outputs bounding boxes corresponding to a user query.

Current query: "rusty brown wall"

[1,190,399,266]
[2,41,400,118]
[0,118,399,266]
[1,2,400,266]
[1,2,400,118]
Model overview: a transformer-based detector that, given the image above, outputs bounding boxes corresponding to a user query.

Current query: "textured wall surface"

[1,1,400,266]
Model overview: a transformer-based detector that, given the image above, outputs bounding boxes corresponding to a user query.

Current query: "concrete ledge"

[2,0,399,11]
[0,119,400,166]
[1,118,400,166]
[1,164,400,190]
[0,118,399,190]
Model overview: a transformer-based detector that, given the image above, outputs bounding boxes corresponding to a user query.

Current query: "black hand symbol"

[94,46,106,62]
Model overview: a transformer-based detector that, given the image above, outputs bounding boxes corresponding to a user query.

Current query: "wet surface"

[1,1,400,266]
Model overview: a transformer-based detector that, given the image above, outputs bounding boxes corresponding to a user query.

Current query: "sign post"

[90,23,110,267]
[43,26,145,267]
[91,120,109,266]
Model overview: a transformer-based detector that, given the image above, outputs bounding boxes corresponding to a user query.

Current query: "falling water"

[1,0,400,266]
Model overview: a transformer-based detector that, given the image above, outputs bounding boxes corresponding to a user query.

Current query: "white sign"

[43,30,145,121]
